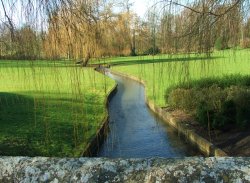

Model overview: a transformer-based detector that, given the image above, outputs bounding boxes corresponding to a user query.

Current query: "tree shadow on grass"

[0,92,97,157]
[0,60,76,68]
[90,56,221,67]
[0,92,40,156]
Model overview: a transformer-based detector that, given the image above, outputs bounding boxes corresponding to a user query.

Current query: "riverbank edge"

[109,69,227,157]
[82,75,118,156]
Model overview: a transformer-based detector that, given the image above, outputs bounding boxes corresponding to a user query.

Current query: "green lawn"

[0,60,114,157]
[1,49,249,156]
[105,49,250,106]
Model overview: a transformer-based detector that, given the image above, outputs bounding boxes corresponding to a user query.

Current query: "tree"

[153,0,244,54]
[15,25,40,59]
[0,23,12,58]
[0,0,249,60]
[241,17,250,48]
[43,0,107,65]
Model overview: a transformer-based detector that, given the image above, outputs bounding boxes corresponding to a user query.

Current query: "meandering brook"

[98,71,200,158]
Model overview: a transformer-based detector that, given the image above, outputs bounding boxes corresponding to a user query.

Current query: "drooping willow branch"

[0,0,249,60]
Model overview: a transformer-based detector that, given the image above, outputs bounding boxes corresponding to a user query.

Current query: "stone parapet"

[0,157,249,182]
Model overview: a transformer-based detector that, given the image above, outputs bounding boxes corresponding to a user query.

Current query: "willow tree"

[1,0,250,60]
[0,0,113,64]
[43,0,106,65]
[43,0,143,64]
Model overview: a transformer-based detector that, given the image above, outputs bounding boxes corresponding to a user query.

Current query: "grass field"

[0,60,114,157]
[1,49,249,156]
[102,49,250,106]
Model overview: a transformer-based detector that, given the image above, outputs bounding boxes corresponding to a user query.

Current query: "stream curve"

[98,71,199,158]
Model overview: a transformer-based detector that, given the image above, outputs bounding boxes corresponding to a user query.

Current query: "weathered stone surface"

[0,157,249,182]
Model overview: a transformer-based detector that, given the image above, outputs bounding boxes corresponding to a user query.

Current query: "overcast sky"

[0,0,152,25]
[132,0,153,18]
[0,0,193,27]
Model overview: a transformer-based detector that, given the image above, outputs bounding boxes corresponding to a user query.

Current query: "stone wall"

[0,157,249,182]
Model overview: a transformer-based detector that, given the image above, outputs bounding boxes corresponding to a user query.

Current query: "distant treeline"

[0,0,250,64]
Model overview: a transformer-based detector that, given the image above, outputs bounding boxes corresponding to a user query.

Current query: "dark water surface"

[98,71,200,158]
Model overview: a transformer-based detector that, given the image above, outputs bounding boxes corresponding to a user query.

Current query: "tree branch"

[156,0,242,17]
[0,0,15,40]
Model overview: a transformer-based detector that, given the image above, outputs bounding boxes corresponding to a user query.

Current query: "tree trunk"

[82,52,91,67]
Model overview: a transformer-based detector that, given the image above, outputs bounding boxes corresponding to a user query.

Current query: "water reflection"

[98,71,200,158]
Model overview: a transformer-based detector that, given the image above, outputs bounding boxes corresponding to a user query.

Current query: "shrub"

[215,37,223,50]
[215,37,229,50]
[233,90,250,128]
[168,88,198,111]
[165,75,250,99]
[240,38,250,48]
[205,84,226,111]
[143,47,161,55]
[196,101,215,128]
[196,99,237,131]
[212,100,237,131]
[168,85,226,112]
[166,75,250,130]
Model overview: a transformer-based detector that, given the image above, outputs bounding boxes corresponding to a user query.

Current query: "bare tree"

[0,0,249,60]
[153,0,246,54]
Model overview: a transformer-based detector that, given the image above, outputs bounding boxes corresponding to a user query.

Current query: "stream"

[97,71,200,158]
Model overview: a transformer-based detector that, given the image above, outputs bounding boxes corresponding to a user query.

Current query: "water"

[98,71,200,158]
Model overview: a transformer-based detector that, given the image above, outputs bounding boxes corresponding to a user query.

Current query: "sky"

[0,0,192,27]
[0,0,152,25]
[112,0,153,18]
[132,0,152,18]
[131,0,193,18]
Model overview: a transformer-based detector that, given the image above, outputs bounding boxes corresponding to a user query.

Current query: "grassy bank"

[0,60,114,157]
[105,49,250,106]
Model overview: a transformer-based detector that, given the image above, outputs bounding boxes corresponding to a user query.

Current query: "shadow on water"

[97,72,201,158]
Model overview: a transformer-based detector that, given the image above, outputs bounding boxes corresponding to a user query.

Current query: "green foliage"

[167,76,250,130]
[196,102,214,127]
[215,37,229,50]
[233,91,250,128]
[166,75,250,99]
[143,47,161,55]
[212,100,237,130]
[215,37,223,50]
[194,86,231,130]
[168,88,197,111]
